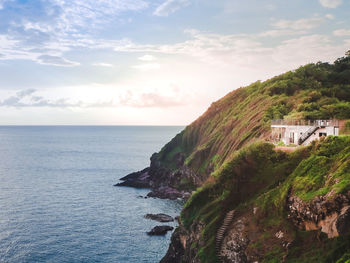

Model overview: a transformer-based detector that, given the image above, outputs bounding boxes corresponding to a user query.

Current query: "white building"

[271,120,339,146]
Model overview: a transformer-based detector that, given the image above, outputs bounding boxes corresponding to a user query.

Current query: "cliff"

[116,52,350,262]
[162,138,350,262]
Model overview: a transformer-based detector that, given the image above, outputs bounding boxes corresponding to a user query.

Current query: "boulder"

[145,213,174,222]
[147,226,174,236]
[114,167,151,188]
[336,206,350,235]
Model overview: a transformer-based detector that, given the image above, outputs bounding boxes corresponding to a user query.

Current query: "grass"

[152,53,350,191]
[179,137,350,262]
[153,53,350,262]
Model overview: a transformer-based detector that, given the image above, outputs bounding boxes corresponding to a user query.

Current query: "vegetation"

[181,137,350,262]
[156,52,350,262]
[154,52,350,181]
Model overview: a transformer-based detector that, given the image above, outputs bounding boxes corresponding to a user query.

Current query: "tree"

[346,50,350,57]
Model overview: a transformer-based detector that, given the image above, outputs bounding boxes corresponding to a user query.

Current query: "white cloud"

[271,17,324,30]
[138,54,156,61]
[36,55,80,67]
[23,21,54,33]
[132,63,161,71]
[114,29,348,77]
[325,14,334,19]
[259,29,307,37]
[333,29,350,36]
[0,34,17,49]
[0,0,149,66]
[52,0,149,33]
[319,0,342,8]
[271,35,344,67]
[0,0,12,9]
[92,62,114,67]
[153,0,190,16]
[258,16,329,37]
[0,87,187,109]
[119,90,186,108]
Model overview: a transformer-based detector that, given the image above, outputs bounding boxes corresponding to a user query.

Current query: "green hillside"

[179,137,350,262]
[154,52,350,191]
[157,52,350,262]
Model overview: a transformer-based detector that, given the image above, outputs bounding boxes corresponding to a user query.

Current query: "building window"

[319,132,327,137]
[290,132,294,144]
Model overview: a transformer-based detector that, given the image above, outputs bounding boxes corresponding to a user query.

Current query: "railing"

[298,126,320,145]
[271,119,339,127]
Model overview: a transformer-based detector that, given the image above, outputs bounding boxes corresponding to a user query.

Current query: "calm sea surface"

[0,126,184,263]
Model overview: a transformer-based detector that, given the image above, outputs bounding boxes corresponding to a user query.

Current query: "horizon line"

[0,124,187,127]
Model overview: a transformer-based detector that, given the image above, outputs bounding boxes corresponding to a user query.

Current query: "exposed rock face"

[144,213,174,223]
[160,228,186,263]
[336,206,350,235]
[161,219,206,263]
[161,191,350,263]
[287,191,350,238]
[147,152,205,195]
[114,167,151,188]
[147,226,174,236]
[115,152,201,199]
[221,219,249,263]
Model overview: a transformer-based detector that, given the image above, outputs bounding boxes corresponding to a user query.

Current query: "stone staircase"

[298,125,319,145]
[216,210,235,262]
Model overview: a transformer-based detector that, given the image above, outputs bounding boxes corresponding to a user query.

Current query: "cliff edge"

[116,53,350,262]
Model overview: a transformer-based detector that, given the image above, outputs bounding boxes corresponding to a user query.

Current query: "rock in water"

[145,213,174,222]
[114,167,151,188]
[147,226,174,236]
[147,186,186,200]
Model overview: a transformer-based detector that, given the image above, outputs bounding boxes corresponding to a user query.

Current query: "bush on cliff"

[180,136,350,262]
[153,53,350,188]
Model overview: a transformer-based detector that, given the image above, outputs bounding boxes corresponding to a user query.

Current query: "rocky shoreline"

[114,151,200,261]
[145,213,174,222]
[147,226,174,236]
[114,167,191,200]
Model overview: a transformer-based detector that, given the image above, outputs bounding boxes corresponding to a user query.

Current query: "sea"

[0,126,184,263]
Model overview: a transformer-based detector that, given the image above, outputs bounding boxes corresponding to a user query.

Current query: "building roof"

[271,119,339,127]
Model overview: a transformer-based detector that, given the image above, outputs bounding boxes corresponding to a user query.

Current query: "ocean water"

[0,126,184,263]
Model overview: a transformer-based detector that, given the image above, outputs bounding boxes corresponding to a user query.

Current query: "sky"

[0,0,349,125]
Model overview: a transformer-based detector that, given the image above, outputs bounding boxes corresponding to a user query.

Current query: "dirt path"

[274,146,298,153]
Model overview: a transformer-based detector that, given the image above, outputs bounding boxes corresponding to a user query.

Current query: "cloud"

[270,35,347,69]
[258,16,329,38]
[132,63,161,71]
[36,55,80,67]
[138,54,156,61]
[0,89,37,107]
[115,31,268,68]
[333,29,350,36]
[52,0,149,32]
[119,90,186,108]
[319,0,342,8]
[153,0,190,16]
[259,29,307,37]
[0,89,94,108]
[0,88,187,109]
[114,28,349,78]
[17,89,36,98]
[0,0,12,9]
[325,14,334,19]
[0,0,149,66]
[92,62,114,67]
[271,17,324,30]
